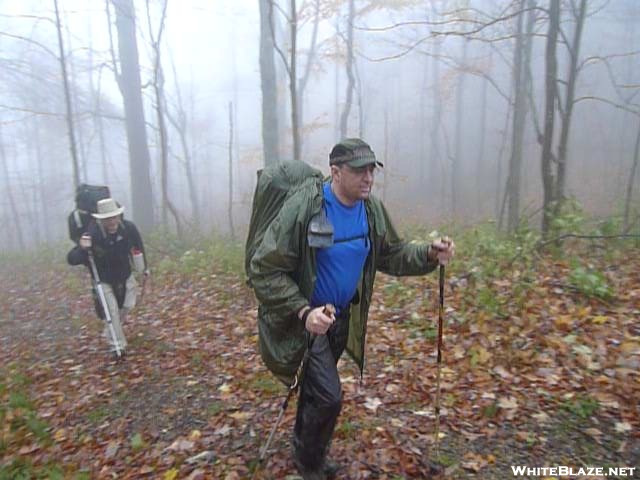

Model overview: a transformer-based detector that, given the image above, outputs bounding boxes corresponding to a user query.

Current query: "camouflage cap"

[329,138,383,168]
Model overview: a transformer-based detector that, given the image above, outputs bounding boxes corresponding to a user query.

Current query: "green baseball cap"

[329,138,384,168]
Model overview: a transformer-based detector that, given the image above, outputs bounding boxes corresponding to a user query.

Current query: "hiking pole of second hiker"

[434,264,445,458]
[87,250,123,358]
[252,305,335,479]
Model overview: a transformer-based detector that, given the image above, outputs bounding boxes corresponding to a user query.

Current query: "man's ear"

[330,164,341,180]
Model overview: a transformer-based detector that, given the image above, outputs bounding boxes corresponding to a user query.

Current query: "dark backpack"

[67,184,110,243]
[244,161,325,283]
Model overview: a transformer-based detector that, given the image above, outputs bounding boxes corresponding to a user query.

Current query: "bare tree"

[339,0,355,139]
[452,37,468,217]
[505,0,535,232]
[539,0,588,236]
[145,0,183,237]
[165,60,201,227]
[553,0,587,213]
[266,0,301,159]
[540,0,560,236]
[259,0,280,165]
[228,102,236,239]
[53,0,80,188]
[297,0,321,152]
[0,126,25,251]
[624,120,640,231]
[109,0,155,232]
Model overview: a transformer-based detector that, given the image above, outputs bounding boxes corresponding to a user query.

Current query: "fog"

[1,0,639,251]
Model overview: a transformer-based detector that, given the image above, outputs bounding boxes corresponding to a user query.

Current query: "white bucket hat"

[93,198,124,219]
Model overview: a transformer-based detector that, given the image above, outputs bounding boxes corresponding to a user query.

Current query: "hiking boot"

[293,452,326,480]
[295,467,326,480]
[322,458,341,478]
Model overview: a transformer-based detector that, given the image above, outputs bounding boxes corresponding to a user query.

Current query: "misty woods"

[1,0,639,251]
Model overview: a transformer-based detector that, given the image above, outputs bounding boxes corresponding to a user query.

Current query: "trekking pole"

[434,264,445,459]
[87,250,123,358]
[251,305,334,479]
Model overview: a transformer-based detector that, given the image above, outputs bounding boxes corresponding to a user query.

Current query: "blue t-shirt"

[310,182,370,313]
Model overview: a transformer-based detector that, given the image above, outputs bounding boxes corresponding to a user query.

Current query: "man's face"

[331,163,376,205]
[101,216,120,234]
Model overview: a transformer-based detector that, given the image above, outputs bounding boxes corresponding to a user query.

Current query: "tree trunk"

[506,0,535,232]
[356,62,365,138]
[228,102,236,239]
[64,18,88,183]
[112,0,155,232]
[453,38,468,218]
[333,18,340,141]
[339,0,355,139]
[540,0,560,237]
[146,0,182,238]
[53,0,80,188]
[89,35,111,187]
[476,51,488,216]
[297,0,320,153]
[33,119,50,242]
[624,118,640,231]
[419,57,428,188]
[383,103,389,203]
[289,0,300,160]
[0,126,25,251]
[165,90,201,228]
[430,36,444,212]
[259,0,280,165]
[554,0,587,207]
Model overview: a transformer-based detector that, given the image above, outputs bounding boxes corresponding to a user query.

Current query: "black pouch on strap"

[308,207,334,248]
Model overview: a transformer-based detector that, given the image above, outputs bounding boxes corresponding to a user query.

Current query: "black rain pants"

[293,309,350,471]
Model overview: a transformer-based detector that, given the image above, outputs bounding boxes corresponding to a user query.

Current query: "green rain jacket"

[249,173,438,385]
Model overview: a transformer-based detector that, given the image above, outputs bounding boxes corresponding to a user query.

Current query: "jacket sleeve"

[67,245,88,266]
[373,199,439,276]
[248,197,310,319]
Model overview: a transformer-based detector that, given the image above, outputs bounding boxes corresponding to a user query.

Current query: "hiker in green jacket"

[248,138,455,479]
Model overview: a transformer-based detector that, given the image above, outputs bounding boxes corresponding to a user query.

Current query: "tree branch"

[573,96,640,116]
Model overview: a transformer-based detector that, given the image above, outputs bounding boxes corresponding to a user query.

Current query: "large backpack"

[244,161,325,283]
[68,184,110,243]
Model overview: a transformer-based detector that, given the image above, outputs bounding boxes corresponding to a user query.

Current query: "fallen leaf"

[591,315,608,324]
[498,396,518,410]
[131,433,146,451]
[18,444,39,455]
[229,411,252,421]
[164,469,179,480]
[615,421,632,433]
[105,441,119,459]
[585,428,602,438]
[412,410,433,417]
[364,397,382,413]
[53,428,67,442]
[215,425,232,436]
[186,451,216,465]
[493,366,512,380]
[187,468,206,480]
[461,452,486,472]
[532,412,550,424]
[167,438,195,452]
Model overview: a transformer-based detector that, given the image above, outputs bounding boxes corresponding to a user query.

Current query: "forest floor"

[0,240,639,479]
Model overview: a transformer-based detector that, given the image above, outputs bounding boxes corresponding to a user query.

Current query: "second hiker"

[67,197,149,355]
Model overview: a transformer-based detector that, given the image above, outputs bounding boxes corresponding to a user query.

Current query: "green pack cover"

[244,161,324,284]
